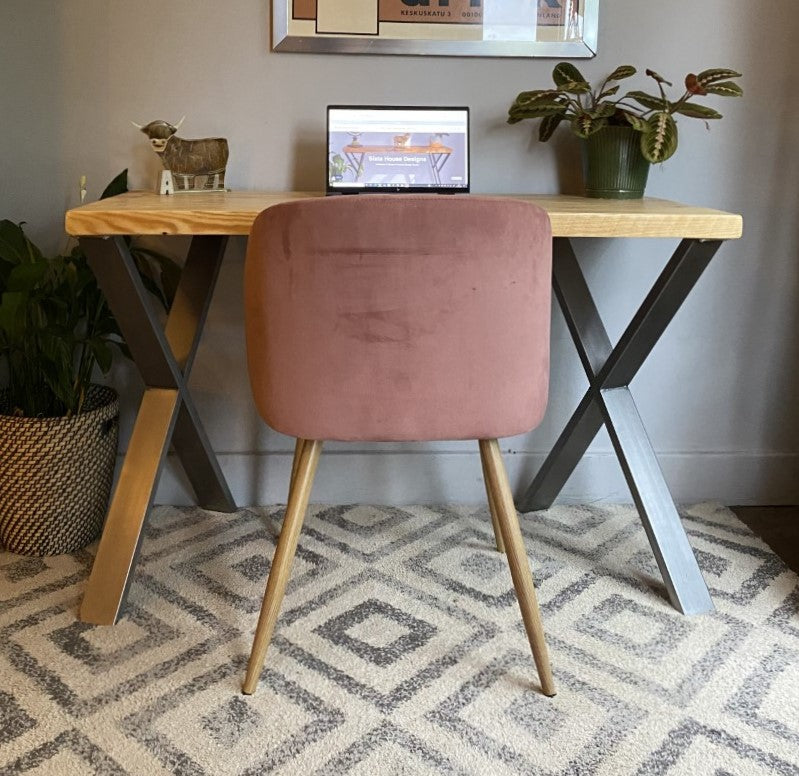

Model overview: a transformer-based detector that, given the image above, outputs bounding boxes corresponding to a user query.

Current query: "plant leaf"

[641,112,678,163]
[696,68,742,86]
[592,102,617,119]
[624,113,648,132]
[561,80,591,94]
[607,65,636,81]
[131,246,181,309]
[0,220,44,268]
[6,261,48,292]
[538,113,565,142]
[513,89,557,106]
[90,339,113,373]
[571,114,607,139]
[0,291,26,338]
[671,102,723,119]
[704,81,743,97]
[646,69,673,86]
[100,169,128,200]
[599,85,620,99]
[553,62,586,87]
[571,115,591,138]
[134,265,167,307]
[112,340,132,360]
[508,103,569,123]
[627,90,668,111]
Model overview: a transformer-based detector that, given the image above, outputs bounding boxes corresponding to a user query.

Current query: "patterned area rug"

[1,503,798,776]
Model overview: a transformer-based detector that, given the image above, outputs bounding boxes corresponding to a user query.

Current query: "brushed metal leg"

[517,239,611,513]
[165,236,228,372]
[599,387,714,615]
[519,238,724,614]
[79,235,235,624]
[171,401,234,512]
[166,236,236,512]
[518,391,604,513]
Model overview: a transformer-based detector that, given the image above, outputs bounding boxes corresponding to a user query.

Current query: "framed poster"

[275,0,598,58]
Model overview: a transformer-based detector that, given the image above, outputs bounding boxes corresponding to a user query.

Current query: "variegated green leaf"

[571,114,607,138]
[592,102,617,119]
[599,85,620,99]
[509,100,567,115]
[539,113,565,142]
[671,102,723,119]
[704,81,743,97]
[514,89,556,105]
[641,112,678,163]
[559,79,591,94]
[553,62,586,87]
[646,69,673,86]
[607,65,636,81]
[624,113,648,132]
[627,91,668,111]
[571,114,594,139]
[589,117,608,135]
[696,68,742,86]
[507,103,568,124]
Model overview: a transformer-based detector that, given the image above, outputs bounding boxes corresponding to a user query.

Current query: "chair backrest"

[244,195,552,442]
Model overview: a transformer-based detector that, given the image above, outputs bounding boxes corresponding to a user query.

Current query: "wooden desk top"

[65,191,743,240]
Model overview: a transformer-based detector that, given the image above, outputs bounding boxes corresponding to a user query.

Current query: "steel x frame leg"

[517,237,725,615]
[78,235,237,624]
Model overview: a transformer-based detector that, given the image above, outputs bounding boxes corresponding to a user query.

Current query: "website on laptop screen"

[327,106,469,193]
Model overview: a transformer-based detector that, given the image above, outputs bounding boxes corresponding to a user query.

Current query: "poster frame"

[273,1,599,58]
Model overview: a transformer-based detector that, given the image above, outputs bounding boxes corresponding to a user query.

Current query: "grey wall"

[2,0,798,506]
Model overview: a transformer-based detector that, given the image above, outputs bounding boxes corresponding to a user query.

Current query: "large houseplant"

[507,63,743,198]
[0,170,178,555]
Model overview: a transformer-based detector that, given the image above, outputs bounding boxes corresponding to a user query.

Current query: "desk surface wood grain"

[65,191,743,240]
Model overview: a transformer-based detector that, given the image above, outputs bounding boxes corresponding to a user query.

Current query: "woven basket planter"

[0,385,119,556]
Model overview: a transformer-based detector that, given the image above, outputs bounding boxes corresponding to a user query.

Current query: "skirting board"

[141,450,799,508]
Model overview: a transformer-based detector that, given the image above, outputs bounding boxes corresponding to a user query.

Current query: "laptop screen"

[327,106,470,194]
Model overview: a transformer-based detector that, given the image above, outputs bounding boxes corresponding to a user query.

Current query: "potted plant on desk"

[507,63,743,198]
[0,171,178,555]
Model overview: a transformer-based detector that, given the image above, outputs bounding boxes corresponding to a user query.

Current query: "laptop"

[327,105,470,194]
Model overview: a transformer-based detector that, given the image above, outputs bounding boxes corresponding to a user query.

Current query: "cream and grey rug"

[1,503,797,775]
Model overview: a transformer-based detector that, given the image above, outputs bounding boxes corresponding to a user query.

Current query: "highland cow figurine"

[133,117,229,192]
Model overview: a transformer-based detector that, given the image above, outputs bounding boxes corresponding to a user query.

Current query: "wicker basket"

[0,385,119,556]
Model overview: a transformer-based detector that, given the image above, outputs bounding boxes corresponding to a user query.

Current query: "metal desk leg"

[518,237,723,615]
[78,235,237,624]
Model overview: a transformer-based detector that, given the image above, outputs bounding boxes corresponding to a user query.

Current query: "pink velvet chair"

[242,195,555,697]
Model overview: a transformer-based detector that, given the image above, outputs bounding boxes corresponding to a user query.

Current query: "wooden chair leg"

[479,444,506,553]
[289,437,306,495]
[479,438,556,697]
[242,438,322,695]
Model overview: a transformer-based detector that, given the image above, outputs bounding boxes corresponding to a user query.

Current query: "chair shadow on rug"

[241,195,556,697]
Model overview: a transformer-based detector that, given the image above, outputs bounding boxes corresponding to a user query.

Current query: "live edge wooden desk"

[65,191,742,624]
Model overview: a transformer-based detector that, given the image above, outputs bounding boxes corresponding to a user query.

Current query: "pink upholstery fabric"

[244,195,552,441]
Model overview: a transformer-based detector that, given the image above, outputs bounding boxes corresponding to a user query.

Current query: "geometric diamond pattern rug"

[1,503,797,775]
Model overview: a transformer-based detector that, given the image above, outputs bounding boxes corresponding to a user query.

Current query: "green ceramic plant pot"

[583,126,650,199]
